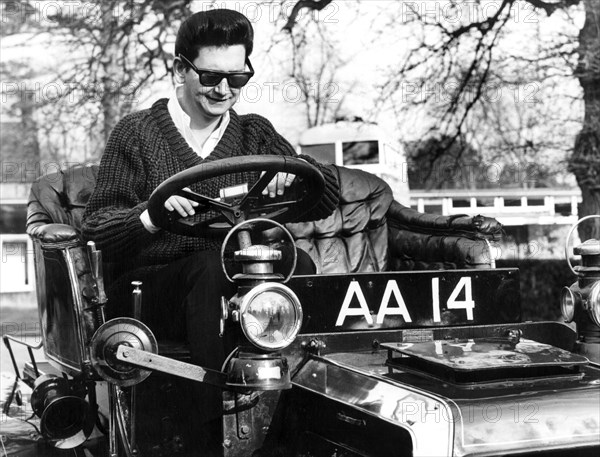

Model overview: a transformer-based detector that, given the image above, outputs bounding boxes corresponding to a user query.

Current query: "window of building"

[342,141,379,165]
[0,203,27,234]
[0,238,30,291]
[300,143,336,164]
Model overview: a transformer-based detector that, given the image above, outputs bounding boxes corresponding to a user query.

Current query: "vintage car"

[3,157,600,456]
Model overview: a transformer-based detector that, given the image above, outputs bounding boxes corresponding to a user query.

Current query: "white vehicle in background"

[297,119,410,205]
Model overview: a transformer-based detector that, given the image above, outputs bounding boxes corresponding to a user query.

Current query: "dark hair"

[175,9,254,62]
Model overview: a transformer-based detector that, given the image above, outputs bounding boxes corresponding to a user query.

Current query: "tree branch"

[524,0,581,16]
[282,0,333,32]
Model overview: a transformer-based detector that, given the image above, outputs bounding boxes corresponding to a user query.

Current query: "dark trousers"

[140,247,315,452]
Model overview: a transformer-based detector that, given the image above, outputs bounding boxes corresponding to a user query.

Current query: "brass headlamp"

[562,216,600,361]
[561,239,600,326]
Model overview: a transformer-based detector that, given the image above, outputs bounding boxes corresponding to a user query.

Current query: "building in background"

[298,119,411,206]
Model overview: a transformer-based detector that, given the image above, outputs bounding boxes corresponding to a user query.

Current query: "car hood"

[292,350,600,457]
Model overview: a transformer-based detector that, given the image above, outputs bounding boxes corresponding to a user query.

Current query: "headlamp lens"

[588,281,600,327]
[240,283,303,351]
[561,287,576,323]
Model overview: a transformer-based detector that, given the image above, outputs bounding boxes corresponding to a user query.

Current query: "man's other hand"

[262,172,295,198]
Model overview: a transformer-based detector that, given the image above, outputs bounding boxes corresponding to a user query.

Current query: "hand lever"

[87,241,108,305]
[116,346,226,387]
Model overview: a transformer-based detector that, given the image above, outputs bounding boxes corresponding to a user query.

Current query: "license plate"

[289,269,520,333]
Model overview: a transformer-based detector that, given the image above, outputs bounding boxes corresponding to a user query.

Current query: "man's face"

[180,45,246,123]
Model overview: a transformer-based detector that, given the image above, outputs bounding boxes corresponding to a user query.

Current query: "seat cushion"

[285,166,394,274]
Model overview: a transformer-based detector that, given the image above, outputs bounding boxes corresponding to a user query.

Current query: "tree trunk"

[569,0,600,241]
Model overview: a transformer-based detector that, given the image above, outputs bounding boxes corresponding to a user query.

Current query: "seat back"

[27,165,99,375]
[285,166,393,273]
[27,165,98,235]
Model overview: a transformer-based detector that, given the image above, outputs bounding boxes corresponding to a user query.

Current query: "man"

[82,8,339,454]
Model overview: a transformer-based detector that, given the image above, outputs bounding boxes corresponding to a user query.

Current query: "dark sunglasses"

[178,54,254,89]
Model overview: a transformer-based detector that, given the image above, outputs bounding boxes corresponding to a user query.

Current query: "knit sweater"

[82,98,339,276]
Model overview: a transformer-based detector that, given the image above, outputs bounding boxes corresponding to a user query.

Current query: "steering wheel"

[147,155,325,236]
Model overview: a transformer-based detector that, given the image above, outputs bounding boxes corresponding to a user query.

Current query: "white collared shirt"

[167,88,230,158]
[140,89,230,233]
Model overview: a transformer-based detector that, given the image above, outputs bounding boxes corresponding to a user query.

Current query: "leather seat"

[27,164,501,273]
[283,166,502,273]
[26,164,501,374]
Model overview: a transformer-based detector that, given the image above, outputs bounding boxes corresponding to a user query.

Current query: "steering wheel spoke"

[177,189,232,213]
[247,206,290,221]
[177,213,234,231]
[246,199,297,217]
[238,170,278,210]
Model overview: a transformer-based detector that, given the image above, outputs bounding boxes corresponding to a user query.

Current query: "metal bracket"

[2,335,42,415]
[301,338,326,356]
[3,334,42,380]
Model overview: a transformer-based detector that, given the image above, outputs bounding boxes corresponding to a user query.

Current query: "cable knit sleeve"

[295,154,339,221]
[244,114,340,222]
[82,116,156,261]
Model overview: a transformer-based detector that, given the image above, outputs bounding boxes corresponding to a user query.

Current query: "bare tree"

[1,0,193,160]
[51,0,194,142]
[286,18,350,127]
[284,0,599,239]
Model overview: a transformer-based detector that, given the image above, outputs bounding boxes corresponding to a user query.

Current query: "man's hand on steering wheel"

[260,158,310,198]
[262,172,295,198]
[165,187,200,217]
[165,187,199,217]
